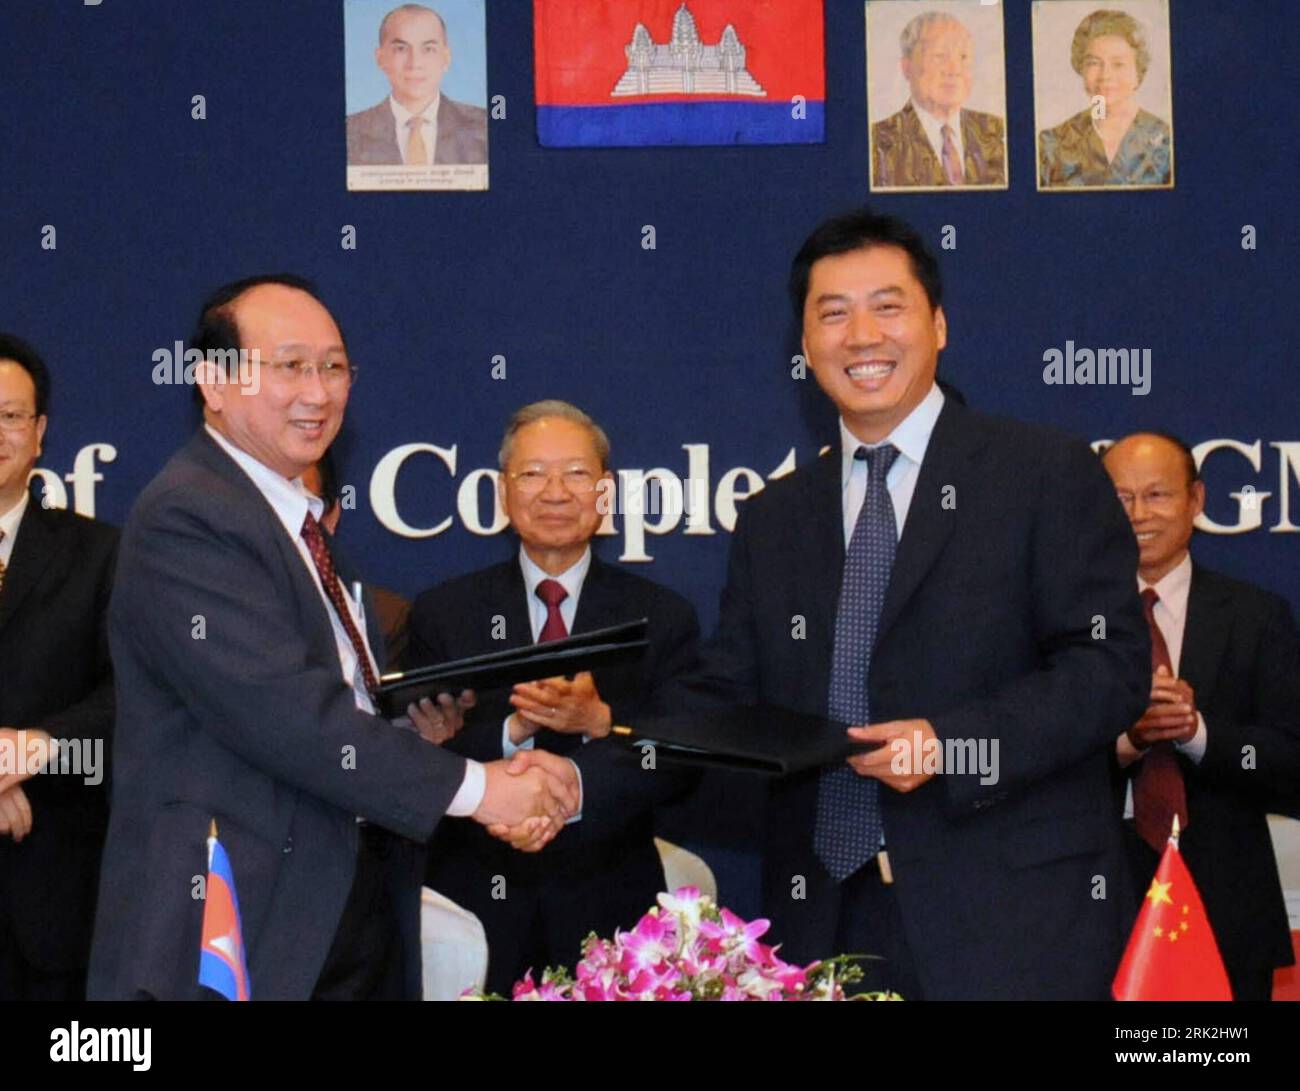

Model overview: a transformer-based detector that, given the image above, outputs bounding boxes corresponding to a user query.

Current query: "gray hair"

[899,12,968,60]
[379,4,447,46]
[498,400,611,470]
[1070,9,1150,83]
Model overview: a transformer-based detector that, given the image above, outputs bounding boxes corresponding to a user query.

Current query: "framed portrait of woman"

[1032,0,1174,192]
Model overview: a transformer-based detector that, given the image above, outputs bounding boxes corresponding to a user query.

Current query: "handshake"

[404,689,586,853]
[471,750,580,853]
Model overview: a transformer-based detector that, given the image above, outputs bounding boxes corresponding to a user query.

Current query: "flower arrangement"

[475,887,902,1001]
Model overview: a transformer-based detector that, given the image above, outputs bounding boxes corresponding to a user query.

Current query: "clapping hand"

[509,672,612,738]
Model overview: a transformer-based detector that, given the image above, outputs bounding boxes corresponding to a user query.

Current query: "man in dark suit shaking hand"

[88,276,576,1000]
[686,210,1150,999]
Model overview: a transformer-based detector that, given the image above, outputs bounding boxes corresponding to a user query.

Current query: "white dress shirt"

[389,94,440,165]
[910,99,965,175]
[840,381,945,546]
[500,544,589,819]
[1123,551,1207,817]
[204,425,484,815]
[837,383,945,851]
[0,489,30,567]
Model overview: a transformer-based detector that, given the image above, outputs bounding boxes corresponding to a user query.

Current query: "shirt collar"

[204,424,322,544]
[518,543,592,605]
[0,489,30,547]
[1139,551,1193,622]
[910,98,963,158]
[389,93,440,127]
[839,382,945,482]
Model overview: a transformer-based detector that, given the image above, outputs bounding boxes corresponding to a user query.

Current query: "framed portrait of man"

[344,0,489,192]
[1033,0,1175,191]
[866,0,1009,193]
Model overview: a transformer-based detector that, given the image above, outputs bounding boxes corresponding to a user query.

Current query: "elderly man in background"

[1103,432,1300,1000]
[409,400,700,995]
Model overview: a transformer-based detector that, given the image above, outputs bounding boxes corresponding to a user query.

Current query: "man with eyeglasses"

[0,334,117,1000]
[408,400,700,994]
[88,277,578,1000]
[1103,432,1300,1000]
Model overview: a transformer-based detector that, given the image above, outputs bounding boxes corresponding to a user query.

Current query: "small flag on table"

[198,819,251,1001]
[1112,817,1231,1001]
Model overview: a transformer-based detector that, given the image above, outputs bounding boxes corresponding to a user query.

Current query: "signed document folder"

[612,705,870,776]
[374,619,649,719]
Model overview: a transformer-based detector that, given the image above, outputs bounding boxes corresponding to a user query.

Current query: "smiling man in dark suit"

[1103,432,1300,1000]
[346,4,487,166]
[684,209,1148,999]
[409,400,700,994]
[0,334,117,1000]
[87,277,576,1000]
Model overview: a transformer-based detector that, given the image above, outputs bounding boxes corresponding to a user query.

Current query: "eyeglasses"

[261,359,356,388]
[1115,488,1183,510]
[509,466,601,495]
[0,410,39,433]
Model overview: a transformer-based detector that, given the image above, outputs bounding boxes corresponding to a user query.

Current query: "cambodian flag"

[534,0,825,146]
[198,821,252,1001]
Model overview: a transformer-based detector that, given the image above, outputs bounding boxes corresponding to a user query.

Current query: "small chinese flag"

[1112,820,1231,1001]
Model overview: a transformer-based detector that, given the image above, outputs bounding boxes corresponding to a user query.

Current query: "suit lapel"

[435,96,456,164]
[571,555,618,635]
[188,431,341,660]
[804,452,845,659]
[0,496,59,638]
[900,104,944,186]
[1179,565,1231,705]
[876,400,984,646]
[960,109,986,183]
[492,557,533,649]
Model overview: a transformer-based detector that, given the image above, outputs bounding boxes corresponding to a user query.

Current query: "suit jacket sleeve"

[675,503,763,708]
[404,591,512,764]
[119,490,467,842]
[932,439,1150,812]
[572,592,702,840]
[1196,594,1300,798]
[34,527,118,797]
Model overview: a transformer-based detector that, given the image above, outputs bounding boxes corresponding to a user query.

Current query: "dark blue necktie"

[814,443,900,881]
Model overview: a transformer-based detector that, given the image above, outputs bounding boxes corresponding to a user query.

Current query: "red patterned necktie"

[1133,587,1189,850]
[940,123,964,185]
[535,578,569,643]
[0,529,7,596]
[300,512,379,696]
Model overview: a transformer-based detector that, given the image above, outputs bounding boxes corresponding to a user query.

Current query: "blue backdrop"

[4,0,1296,913]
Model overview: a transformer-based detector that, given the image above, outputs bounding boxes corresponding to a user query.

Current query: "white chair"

[655,837,718,901]
[419,886,488,1000]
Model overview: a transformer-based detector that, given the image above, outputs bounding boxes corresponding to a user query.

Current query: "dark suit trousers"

[0,912,85,1001]
[1121,823,1274,1001]
[310,826,405,1001]
[833,862,925,1001]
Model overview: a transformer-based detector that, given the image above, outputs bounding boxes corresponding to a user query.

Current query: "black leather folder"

[612,704,873,775]
[374,618,649,719]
